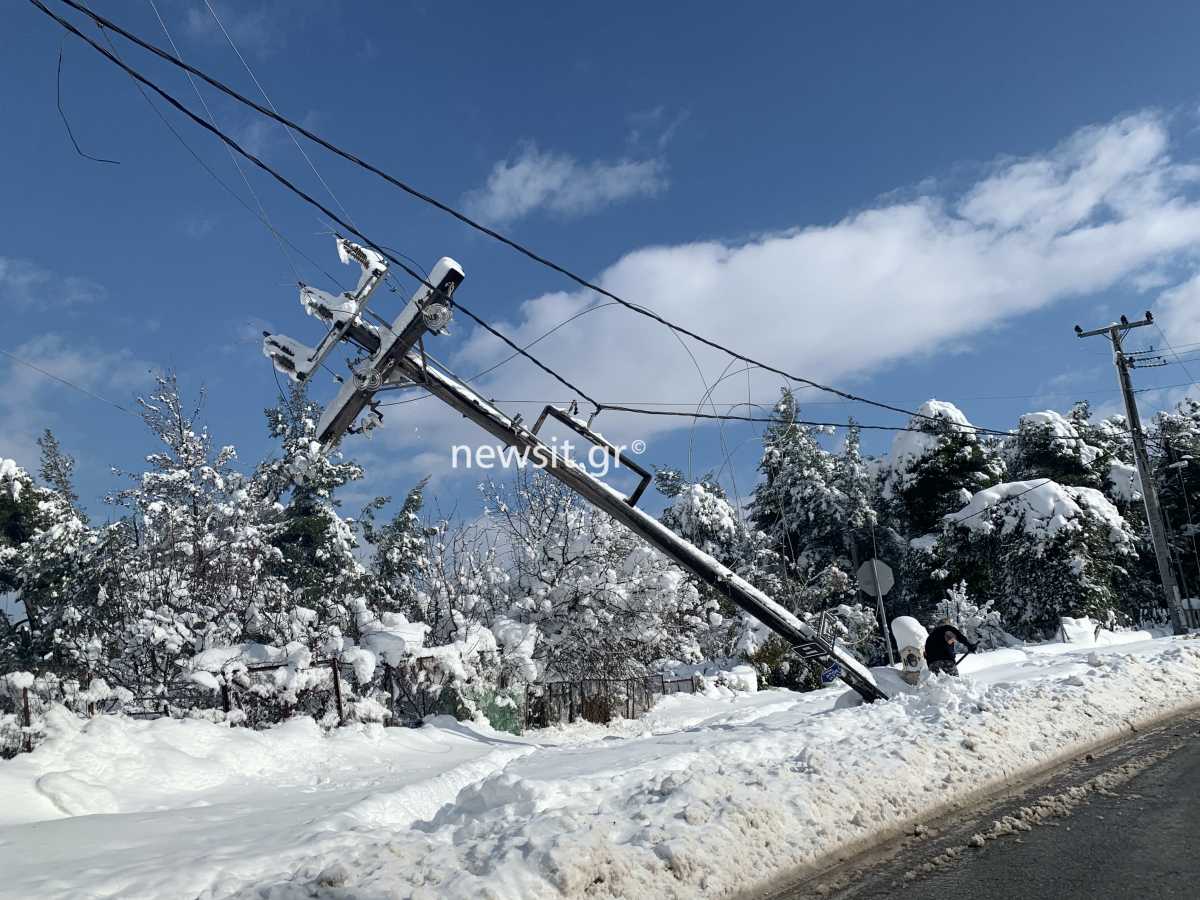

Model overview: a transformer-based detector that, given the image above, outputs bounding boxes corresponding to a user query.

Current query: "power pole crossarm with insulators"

[261,236,889,703]
[1075,312,1189,635]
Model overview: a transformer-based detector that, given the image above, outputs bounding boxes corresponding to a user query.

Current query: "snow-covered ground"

[3,632,1199,900]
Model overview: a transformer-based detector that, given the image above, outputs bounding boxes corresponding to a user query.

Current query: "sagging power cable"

[33,0,599,410]
[34,0,1013,438]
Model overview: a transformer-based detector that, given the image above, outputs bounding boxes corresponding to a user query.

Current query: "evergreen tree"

[361,477,432,616]
[96,375,291,692]
[938,480,1138,637]
[254,383,369,640]
[882,400,1006,538]
[1008,410,1107,490]
[37,430,81,512]
[749,389,846,577]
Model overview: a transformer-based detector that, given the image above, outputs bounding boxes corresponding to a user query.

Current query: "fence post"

[21,687,32,753]
[330,660,346,726]
[221,681,233,716]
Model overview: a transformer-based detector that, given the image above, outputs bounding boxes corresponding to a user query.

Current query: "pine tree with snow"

[882,400,1006,538]
[361,478,432,618]
[1008,410,1107,490]
[37,430,81,513]
[93,375,292,694]
[749,389,847,578]
[938,480,1138,637]
[254,383,370,646]
[0,451,98,679]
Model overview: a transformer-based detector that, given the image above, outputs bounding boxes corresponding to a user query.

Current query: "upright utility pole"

[1076,312,1188,634]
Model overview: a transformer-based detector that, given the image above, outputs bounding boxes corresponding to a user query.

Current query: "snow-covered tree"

[253,384,370,645]
[0,458,94,676]
[493,472,718,680]
[938,480,1138,637]
[656,469,786,658]
[361,478,432,617]
[92,376,293,693]
[749,390,851,580]
[931,580,1014,650]
[1007,410,1108,490]
[882,400,1006,538]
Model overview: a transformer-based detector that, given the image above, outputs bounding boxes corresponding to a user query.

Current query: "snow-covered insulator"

[262,333,318,383]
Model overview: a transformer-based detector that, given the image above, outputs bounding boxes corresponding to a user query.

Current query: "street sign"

[816,611,836,641]
[792,642,827,660]
[856,559,894,597]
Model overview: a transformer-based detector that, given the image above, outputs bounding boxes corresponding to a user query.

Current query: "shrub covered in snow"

[931,581,1016,650]
[938,480,1138,637]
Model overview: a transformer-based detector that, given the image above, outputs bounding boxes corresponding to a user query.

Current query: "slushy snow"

[2,634,1198,899]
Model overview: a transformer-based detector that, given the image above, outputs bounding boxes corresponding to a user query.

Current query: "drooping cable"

[37,0,1014,437]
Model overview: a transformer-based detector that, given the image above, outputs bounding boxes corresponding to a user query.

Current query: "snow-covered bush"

[492,473,720,682]
[939,480,1138,638]
[931,581,1015,650]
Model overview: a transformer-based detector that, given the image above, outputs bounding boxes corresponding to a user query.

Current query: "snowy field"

[2,633,1199,900]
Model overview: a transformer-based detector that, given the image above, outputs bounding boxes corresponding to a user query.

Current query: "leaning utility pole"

[1076,312,1188,634]
[262,236,889,703]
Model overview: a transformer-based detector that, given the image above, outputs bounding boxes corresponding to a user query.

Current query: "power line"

[597,406,947,430]
[145,0,302,285]
[40,0,1013,438]
[201,0,361,247]
[79,2,346,290]
[33,0,596,410]
[56,42,119,164]
[0,348,139,418]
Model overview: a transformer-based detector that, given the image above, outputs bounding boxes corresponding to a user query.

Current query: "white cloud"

[181,215,217,239]
[184,2,282,57]
[0,335,151,466]
[233,118,277,159]
[0,257,106,310]
[627,106,689,150]
[448,114,1200,440]
[462,144,666,224]
[318,110,1200,491]
[1154,274,1200,348]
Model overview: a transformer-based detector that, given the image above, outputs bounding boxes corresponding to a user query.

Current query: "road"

[764,709,1200,900]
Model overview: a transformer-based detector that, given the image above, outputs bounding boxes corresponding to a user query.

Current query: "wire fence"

[1,666,705,757]
[524,674,703,728]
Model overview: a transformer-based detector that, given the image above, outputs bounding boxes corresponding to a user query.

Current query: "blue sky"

[6,0,1200,520]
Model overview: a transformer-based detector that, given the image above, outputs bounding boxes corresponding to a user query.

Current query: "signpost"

[857,559,896,665]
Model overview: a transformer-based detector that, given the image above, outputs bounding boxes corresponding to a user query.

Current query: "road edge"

[738,693,1200,900]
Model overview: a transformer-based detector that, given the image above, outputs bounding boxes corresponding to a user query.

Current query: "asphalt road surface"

[762,708,1200,900]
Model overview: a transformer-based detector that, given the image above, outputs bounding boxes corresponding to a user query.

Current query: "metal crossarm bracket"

[531,405,652,506]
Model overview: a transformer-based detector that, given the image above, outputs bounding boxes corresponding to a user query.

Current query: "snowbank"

[5,637,1200,899]
[1059,615,1151,646]
[237,638,1200,900]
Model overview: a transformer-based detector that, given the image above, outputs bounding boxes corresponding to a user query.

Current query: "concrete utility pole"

[263,236,890,702]
[1076,312,1188,635]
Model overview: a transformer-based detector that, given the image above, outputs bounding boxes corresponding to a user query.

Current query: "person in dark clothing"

[924,623,976,676]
